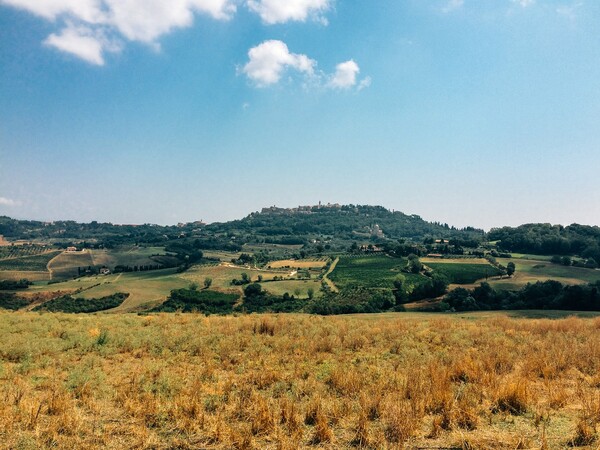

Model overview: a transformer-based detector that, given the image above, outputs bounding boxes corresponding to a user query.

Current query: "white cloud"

[556,3,582,21]
[0,0,104,22]
[329,59,359,89]
[358,76,371,91]
[44,24,109,65]
[243,40,315,86]
[104,0,235,43]
[1,0,235,63]
[0,196,19,206]
[246,0,331,25]
[512,0,534,7]
[243,42,370,91]
[442,0,464,13]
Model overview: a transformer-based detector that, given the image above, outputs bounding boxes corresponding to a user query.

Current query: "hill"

[0,204,484,252]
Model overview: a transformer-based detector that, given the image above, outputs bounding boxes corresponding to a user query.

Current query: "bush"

[33,293,128,313]
[0,279,32,290]
[0,293,30,310]
[153,288,237,314]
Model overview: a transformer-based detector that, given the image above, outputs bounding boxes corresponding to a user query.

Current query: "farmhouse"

[66,246,77,252]
[99,267,111,275]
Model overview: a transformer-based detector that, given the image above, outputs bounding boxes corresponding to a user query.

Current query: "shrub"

[33,293,128,313]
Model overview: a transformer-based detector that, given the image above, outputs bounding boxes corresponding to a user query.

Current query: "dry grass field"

[1,311,599,449]
[267,259,328,270]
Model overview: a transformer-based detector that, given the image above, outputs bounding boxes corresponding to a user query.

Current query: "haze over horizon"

[2,0,600,230]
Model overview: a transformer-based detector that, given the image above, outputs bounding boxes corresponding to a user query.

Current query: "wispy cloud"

[0,196,20,206]
[556,2,582,21]
[441,0,464,13]
[511,0,535,7]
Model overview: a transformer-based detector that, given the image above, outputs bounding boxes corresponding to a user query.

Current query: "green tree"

[407,254,422,274]
[506,262,516,277]
[243,283,263,298]
[307,287,315,299]
[203,277,212,289]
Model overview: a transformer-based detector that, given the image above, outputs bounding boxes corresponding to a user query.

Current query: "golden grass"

[267,259,328,269]
[1,312,600,448]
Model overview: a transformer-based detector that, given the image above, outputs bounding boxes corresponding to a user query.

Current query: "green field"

[0,251,61,272]
[89,246,177,268]
[259,279,320,298]
[491,258,600,290]
[328,255,426,290]
[425,261,502,284]
[201,250,244,261]
[47,251,94,279]
[0,244,51,260]
[506,253,553,261]
[25,268,189,312]
[24,260,321,312]
[0,270,50,281]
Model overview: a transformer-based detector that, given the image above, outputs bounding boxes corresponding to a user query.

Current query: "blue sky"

[1,0,600,229]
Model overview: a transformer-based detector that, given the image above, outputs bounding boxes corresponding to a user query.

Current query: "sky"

[1,0,600,230]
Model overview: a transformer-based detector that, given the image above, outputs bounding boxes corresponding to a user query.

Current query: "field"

[88,247,177,269]
[267,258,328,270]
[1,311,600,449]
[47,251,94,279]
[0,244,51,259]
[425,261,503,284]
[24,269,189,312]
[0,270,50,281]
[182,264,322,299]
[328,255,427,290]
[490,258,600,291]
[0,251,61,272]
[202,250,244,262]
[17,261,323,312]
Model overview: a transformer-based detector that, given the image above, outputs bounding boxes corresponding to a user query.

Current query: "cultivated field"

[89,247,177,269]
[0,251,61,273]
[202,250,244,262]
[0,244,51,259]
[47,251,94,279]
[267,258,328,270]
[24,269,188,312]
[183,264,286,290]
[491,258,600,291]
[0,270,50,281]
[20,261,323,313]
[425,261,503,284]
[328,256,426,290]
[0,311,599,449]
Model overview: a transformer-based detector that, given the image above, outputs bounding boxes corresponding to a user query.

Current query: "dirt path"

[46,252,64,281]
[322,257,340,293]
